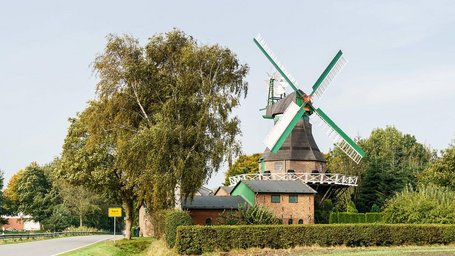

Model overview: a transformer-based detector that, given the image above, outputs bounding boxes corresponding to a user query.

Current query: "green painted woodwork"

[253,38,302,97]
[270,107,305,153]
[231,181,255,206]
[315,108,365,157]
[311,50,343,96]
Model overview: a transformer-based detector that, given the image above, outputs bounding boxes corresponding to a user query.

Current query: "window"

[298,219,303,224]
[205,218,212,226]
[274,161,283,172]
[288,219,293,225]
[271,194,280,203]
[289,195,298,203]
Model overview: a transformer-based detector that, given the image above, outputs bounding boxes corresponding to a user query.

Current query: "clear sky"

[1,1,454,189]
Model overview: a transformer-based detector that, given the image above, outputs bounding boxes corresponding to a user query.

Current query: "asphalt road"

[0,235,115,256]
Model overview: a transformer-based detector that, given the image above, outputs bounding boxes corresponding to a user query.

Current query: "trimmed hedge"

[164,210,192,248]
[330,212,382,224]
[176,224,455,254]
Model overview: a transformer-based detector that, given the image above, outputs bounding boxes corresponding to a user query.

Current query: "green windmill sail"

[254,34,365,164]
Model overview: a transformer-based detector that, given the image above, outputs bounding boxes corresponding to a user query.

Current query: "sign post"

[108,207,122,243]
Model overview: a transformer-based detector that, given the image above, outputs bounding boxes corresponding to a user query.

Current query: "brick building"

[182,196,245,225]
[230,180,316,224]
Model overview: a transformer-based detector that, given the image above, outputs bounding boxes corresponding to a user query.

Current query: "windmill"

[253,34,365,165]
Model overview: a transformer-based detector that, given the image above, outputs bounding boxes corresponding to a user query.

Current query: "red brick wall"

[188,209,234,225]
[255,193,314,224]
[2,218,24,231]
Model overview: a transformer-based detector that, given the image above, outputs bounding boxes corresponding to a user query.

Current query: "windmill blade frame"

[311,50,347,99]
[313,107,365,164]
[254,34,303,97]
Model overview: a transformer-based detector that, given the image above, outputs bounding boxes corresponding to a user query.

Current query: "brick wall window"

[271,194,280,203]
[298,219,304,224]
[289,195,298,203]
[274,161,283,172]
[288,219,293,224]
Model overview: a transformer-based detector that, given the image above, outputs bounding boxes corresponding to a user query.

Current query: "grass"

[60,237,152,256]
[0,234,67,245]
[63,238,455,255]
[198,245,455,256]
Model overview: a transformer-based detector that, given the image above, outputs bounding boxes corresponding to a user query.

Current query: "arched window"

[288,219,293,225]
[298,219,304,224]
[205,218,212,226]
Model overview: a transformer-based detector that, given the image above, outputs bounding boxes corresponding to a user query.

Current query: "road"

[0,235,115,256]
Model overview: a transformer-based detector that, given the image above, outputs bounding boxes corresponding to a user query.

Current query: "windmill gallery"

[139,35,366,232]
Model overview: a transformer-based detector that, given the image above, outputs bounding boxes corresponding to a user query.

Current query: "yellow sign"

[108,207,122,217]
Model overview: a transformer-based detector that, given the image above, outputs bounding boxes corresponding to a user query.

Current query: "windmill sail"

[313,107,365,163]
[264,102,305,153]
[311,50,347,99]
[254,34,302,97]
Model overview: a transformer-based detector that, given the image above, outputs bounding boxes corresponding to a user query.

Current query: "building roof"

[241,180,317,194]
[182,195,246,210]
[214,186,233,195]
[197,186,213,196]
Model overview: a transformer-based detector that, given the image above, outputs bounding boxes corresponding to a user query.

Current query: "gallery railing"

[229,172,358,187]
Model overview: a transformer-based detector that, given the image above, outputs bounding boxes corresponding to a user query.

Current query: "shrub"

[64,226,100,232]
[164,210,192,248]
[329,212,382,224]
[176,224,455,254]
[366,213,383,223]
[238,203,281,225]
[370,204,380,212]
[329,212,338,224]
[383,184,455,224]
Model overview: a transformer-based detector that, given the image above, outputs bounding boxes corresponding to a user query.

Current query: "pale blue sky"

[1,1,454,189]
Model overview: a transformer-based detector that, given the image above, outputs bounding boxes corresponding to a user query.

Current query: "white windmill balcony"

[229,172,358,187]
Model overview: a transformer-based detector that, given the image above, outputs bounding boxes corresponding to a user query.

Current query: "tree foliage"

[224,153,261,185]
[418,143,455,189]
[327,126,432,212]
[383,183,455,224]
[2,169,25,215]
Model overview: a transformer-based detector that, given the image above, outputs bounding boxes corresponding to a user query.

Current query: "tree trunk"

[123,197,134,240]
[80,214,83,228]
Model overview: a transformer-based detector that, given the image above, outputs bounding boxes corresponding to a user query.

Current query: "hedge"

[164,210,192,248]
[329,212,382,224]
[176,224,455,254]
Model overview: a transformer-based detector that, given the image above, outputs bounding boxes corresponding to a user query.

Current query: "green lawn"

[60,237,152,256]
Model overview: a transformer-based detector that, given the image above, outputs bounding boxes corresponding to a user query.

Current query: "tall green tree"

[224,153,261,185]
[60,30,248,237]
[418,143,455,189]
[16,162,61,223]
[2,169,25,215]
[327,126,432,212]
[59,182,102,228]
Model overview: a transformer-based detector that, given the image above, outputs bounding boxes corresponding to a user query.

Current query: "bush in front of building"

[217,204,281,225]
[164,210,192,248]
[329,212,382,224]
[176,224,455,254]
[238,203,281,225]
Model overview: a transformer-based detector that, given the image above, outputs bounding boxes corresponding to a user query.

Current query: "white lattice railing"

[229,173,358,187]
